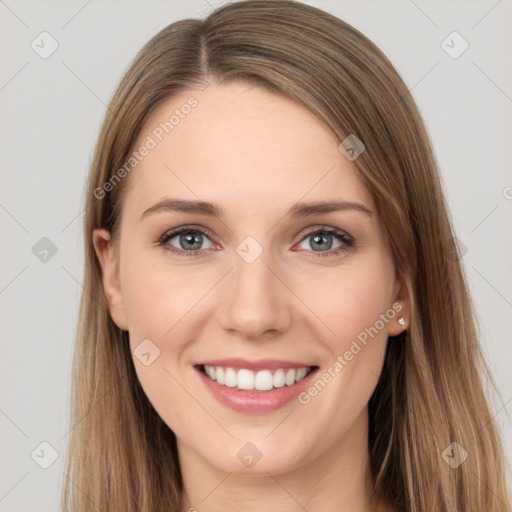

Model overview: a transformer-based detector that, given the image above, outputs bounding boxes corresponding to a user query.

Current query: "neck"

[177,408,392,512]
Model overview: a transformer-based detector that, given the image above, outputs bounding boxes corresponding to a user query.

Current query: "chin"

[195,437,313,477]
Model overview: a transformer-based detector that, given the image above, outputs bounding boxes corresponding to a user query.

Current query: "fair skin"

[93,81,409,512]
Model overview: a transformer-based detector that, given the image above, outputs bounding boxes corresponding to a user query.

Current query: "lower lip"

[195,366,319,414]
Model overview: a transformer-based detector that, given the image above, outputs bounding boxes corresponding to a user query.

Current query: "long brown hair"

[62,1,511,510]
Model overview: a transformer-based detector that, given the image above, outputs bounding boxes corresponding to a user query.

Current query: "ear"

[387,272,411,336]
[92,228,129,331]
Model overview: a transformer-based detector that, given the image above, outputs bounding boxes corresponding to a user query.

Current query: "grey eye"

[299,231,342,252]
[167,230,214,251]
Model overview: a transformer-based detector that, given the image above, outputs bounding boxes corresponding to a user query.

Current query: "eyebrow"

[140,198,373,220]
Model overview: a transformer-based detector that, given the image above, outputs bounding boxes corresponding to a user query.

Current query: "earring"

[398,317,405,327]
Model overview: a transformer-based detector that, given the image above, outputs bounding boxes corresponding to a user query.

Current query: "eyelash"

[155,225,354,258]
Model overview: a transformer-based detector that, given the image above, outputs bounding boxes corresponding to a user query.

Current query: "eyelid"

[157,224,216,245]
[297,224,352,240]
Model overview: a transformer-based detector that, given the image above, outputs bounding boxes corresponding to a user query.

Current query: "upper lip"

[195,358,316,372]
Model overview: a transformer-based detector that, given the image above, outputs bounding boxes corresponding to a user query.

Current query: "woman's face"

[93,80,408,475]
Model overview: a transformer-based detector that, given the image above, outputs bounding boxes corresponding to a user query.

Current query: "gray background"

[1,0,511,510]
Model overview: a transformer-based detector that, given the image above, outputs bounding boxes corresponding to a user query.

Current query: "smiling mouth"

[197,364,317,392]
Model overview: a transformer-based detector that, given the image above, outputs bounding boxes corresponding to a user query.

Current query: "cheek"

[120,252,211,343]
[305,260,395,349]
[297,259,395,406]
[119,253,206,427]
[294,261,394,424]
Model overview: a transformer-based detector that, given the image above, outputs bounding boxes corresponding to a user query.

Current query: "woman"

[62,1,511,510]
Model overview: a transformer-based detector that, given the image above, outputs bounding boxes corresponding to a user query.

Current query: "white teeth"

[202,365,312,391]
[254,370,273,391]
[273,369,286,388]
[224,368,237,387]
[237,369,255,390]
[296,367,307,382]
[285,369,296,386]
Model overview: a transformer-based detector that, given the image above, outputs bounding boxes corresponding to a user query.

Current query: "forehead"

[122,81,375,220]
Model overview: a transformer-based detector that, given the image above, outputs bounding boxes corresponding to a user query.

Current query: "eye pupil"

[310,232,333,251]
[181,232,202,250]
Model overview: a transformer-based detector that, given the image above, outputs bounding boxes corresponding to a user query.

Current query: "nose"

[217,249,293,340]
